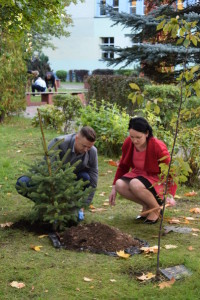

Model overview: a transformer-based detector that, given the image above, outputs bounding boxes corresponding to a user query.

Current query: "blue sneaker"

[78,209,84,221]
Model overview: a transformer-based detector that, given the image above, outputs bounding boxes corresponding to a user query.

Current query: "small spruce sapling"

[19,109,93,231]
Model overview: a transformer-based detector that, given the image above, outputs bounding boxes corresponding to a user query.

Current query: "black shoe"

[136,215,146,220]
[144,218,159,225]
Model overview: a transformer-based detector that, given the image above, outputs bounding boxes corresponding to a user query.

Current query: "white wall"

[44,0,137,72]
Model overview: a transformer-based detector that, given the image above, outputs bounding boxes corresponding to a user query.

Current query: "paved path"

[23,106,40,118]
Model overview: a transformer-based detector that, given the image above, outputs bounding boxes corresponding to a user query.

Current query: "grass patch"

[0,116,200,299]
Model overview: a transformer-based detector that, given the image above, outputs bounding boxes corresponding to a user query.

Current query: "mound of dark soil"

[59,222,145,253]
[11,220,147,254]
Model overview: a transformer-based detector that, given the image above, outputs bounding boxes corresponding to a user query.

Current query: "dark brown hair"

[128,117,153,139]
[80,126,96,142]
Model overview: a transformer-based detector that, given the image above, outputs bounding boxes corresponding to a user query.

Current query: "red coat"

[113,136,177,196]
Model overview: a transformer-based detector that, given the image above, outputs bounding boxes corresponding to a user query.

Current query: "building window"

[130,1,137,14]
[97,0,119,17]
[113,0,119,12]
[100,0,106,16]
[101,37,114,59]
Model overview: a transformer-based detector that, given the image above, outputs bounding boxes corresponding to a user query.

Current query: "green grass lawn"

[0,116,200,299]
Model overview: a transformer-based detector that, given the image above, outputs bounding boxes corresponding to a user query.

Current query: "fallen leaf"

[185,217,195,221]
[190,207,200,214]
[168,218,181,224]
[0,222,13,228]
[99,192,106,196]
[164,245,178,249]
[137,272,155,281]
[103,202,109,206]
[83,277,93,282]
[140,246,158,254]
[90,208,107,213]
[183,219,190,224]
[192,228,200,232]
[30,245,43,251]
[10,281,25,289]
[110,279,116,282]
[16,150,22,153]
[89,204,95,209]
[174,195,181,199]
[108,160,118,167]
[192,233,198,236]
[188,246,194,251]
[184,191,197,197]
[38,235,48,239]
[116,250,131,259]
[107,170,113,173]
[158,277,175,289]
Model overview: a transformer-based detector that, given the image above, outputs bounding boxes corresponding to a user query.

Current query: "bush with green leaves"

[144,84,180,131]
[18,143,93,231]
[77,100,130,157]
[32,105,65,131]
[0,37,27,122]
[56,70,67,81]
[32,94,82,132]
[53,94,82,132]
[86,75,151,114]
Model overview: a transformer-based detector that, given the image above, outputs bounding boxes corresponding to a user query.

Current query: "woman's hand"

[109,186,117,206]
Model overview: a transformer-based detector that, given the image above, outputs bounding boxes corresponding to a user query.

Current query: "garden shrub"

[92,69,114,75]
[32,105,65,131]
[69,70,73,82]
[76,100,130,157]
[86,75,151,114]
[32,94,82,132]
[53,94,82,132]
[74,70,89,82]
[114,69,140,76]
[144,84,180,130]
[56,70,67,81]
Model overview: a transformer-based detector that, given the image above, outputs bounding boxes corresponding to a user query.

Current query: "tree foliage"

[0,36,26,122]
[0,0,82,121]
[104,1,200,83]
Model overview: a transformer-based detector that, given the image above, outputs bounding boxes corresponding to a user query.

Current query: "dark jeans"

[16,172,91,202]
[32,84,46,93]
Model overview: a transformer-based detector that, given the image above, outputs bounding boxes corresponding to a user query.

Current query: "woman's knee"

[115,179,127,193]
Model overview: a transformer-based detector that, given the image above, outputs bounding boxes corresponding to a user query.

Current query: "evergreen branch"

[54,149,72,174]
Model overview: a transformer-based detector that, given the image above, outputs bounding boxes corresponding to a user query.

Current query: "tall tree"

[0,0,82,121]
[104,1,200,83]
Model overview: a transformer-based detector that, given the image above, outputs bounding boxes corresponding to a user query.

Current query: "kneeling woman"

[109,117,177,224]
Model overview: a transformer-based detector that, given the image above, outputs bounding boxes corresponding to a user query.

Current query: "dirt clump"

[59,222,143,253]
